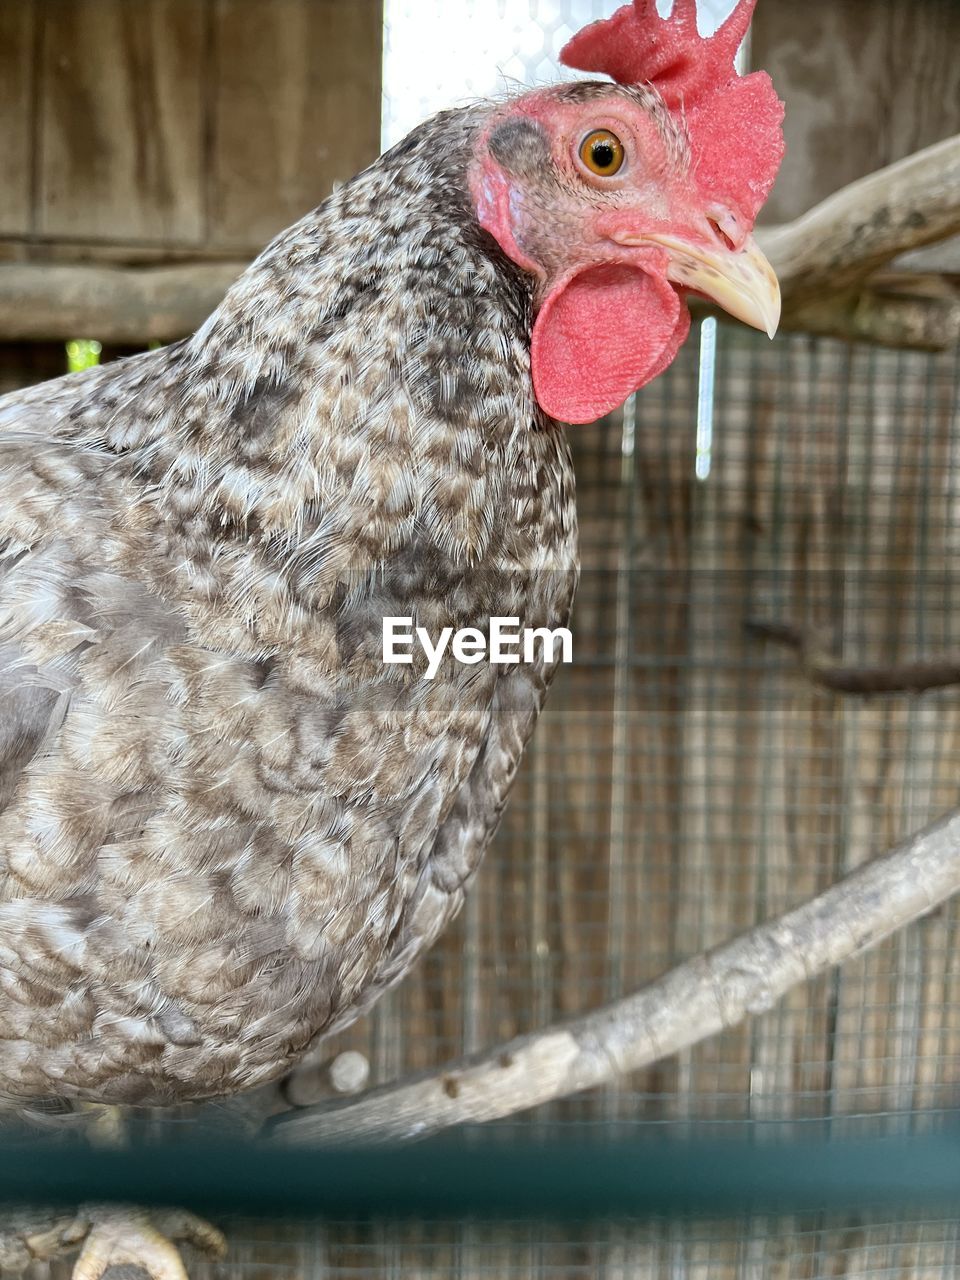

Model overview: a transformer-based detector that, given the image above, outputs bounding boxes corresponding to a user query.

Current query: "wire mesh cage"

[3,2,960,1278]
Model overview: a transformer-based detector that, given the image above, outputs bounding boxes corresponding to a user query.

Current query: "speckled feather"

[0,103,579,1107]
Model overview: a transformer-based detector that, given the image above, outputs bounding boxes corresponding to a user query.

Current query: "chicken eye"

[578,129,625,177]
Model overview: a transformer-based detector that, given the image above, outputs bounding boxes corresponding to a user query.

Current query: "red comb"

[560,0,784,226]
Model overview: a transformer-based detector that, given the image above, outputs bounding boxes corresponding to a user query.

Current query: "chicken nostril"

[708,217,738,252]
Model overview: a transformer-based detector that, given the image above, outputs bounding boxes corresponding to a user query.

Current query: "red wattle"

[530,264,689,424]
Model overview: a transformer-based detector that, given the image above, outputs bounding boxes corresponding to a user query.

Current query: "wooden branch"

[695,274,960,351]
[268,806,960,1146]
[747,620,960,695]
[760,133,960,302]
[779,276,960,351]
[0,262,244,343]
[758,132,960,349]
[893,237,960,276]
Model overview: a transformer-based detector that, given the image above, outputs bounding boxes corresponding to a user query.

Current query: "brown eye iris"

[579,129,625,177]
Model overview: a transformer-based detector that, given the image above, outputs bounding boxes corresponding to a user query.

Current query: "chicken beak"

[614,231,782,339]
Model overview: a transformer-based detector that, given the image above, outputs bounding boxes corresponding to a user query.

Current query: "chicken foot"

[0,1205,226,1280]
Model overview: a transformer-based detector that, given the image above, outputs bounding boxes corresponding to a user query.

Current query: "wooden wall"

[0,0,383,265]
[753,0,960,224]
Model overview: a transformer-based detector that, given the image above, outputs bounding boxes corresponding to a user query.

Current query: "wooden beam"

[0,261,243,342]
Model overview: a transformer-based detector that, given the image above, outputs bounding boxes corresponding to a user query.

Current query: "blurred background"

[2,0,960,1276]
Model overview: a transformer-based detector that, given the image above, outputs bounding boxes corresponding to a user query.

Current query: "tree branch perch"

[747,619,960,695]
[759,133,960,301]
[777,274,960,351]
[268,806,960,1146]
[758,133,960,348]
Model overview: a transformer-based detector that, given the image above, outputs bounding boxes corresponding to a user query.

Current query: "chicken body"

[0,0,788,1266]
[0,106,578,1109]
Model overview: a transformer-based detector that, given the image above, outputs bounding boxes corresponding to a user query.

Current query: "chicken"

[0,0,783,1274]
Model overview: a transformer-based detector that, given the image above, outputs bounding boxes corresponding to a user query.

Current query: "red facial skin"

[560,0,785,235]
[470,88,751,424]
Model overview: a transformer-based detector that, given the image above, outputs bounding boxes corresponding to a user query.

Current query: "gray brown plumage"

[0,104,578,1108]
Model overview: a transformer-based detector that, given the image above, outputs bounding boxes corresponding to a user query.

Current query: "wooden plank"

[753,0,960,222]
[209,0,382,252]
[0,239,250,265]
[0,260,242,342]
[37,0,206,244]
[0,3,36,237]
